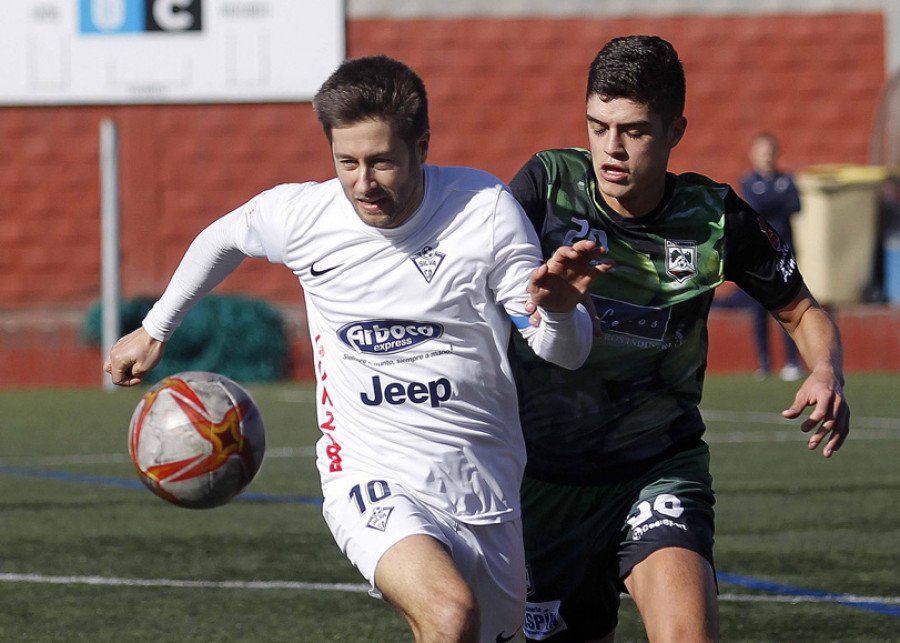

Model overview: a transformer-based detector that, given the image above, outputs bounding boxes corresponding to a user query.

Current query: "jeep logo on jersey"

[665,240,698,283]
[361,375,452,408]
[338,320,444,354]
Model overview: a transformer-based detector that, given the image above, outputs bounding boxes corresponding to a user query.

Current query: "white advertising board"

[0,0,345,104]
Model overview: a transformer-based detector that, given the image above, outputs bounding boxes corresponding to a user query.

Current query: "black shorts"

[521,442,716,642]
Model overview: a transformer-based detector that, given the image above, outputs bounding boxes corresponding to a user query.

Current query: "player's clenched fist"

[104,327,167,387]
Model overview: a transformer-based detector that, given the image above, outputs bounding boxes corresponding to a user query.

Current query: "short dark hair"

[312,55,429,144]
[587,35,685,125]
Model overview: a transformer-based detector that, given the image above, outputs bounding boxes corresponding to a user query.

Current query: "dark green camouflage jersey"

[509,148,803,484]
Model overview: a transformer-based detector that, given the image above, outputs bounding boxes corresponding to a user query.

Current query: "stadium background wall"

[1,7,898,386]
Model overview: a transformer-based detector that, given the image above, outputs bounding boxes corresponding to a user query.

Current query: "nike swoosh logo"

[496,628,520,642]
[310,261,342,277]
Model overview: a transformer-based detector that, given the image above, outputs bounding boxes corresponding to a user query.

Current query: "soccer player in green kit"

[509,35,850,642]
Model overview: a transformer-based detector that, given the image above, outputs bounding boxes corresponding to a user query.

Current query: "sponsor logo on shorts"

[495,628,521,642]
[630,517,688,541]
[366,506,393,532]
[626,494,688,541]
[524,600,567,640]
[338,320,444,355]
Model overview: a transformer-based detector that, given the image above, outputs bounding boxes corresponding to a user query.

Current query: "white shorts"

[322,474,526,641]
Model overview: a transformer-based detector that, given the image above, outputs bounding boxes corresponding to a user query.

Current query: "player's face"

[586,95,686,218]
[331,118,429,229]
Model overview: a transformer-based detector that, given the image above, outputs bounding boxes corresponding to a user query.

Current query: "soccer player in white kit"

[105,55,607,643]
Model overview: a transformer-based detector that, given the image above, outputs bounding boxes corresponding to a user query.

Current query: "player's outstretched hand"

[527,240,612,313]
[781,368,850,458]
[103,327,167,387]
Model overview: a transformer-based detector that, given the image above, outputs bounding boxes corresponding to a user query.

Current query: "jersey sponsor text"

[338,320,444,354]
[360,375,452,408]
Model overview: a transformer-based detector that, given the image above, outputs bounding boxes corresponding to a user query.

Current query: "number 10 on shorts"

[349,480,393,514]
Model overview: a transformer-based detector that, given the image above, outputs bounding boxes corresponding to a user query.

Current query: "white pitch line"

[702,408,900,443]
[0,446,317,467]
[716,593,900,605]
[3,413,897,468]
[5,429,898,467]
[2,573,897,607]
[12,453,133,466]
[0,573,368,593]
[705,429,899,443]
[702,410,900,430]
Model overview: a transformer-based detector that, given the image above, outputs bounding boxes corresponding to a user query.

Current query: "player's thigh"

[464,520,527,642]
[624,547,718,643]
[381,519,527,642]
[617,443,716,581]
[322,474,524,640]
[618,444,717,640]
[375,532,478,631]
[322,475,446,594]
[521,476,626,642]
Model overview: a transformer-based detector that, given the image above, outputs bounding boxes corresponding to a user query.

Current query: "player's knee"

[652,620,717,643]
[428,586,480,642]
[641,599,717,643]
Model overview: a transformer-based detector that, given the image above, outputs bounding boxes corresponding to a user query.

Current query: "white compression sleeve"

[142,214,247,342]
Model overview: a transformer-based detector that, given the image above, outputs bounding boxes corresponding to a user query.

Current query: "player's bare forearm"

[775,290,849,457]
[528,240,612,313]
[104,327,167,387]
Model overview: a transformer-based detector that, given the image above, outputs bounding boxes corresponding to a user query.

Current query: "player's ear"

[416,131,430,164]
[669,116,687,149]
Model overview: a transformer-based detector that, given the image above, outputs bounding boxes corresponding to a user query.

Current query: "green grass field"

[1,374,897,642]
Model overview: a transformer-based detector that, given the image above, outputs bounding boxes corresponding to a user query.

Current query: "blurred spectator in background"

[740,133,804,381]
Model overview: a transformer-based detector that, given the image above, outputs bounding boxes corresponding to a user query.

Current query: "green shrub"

[82,295,289,383]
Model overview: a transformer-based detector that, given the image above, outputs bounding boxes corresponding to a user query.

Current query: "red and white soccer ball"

[128,371,266,509]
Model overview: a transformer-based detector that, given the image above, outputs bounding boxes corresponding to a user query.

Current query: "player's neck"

[607,179,667,219]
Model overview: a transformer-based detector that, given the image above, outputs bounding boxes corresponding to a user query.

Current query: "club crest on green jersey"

[665,240,698,283]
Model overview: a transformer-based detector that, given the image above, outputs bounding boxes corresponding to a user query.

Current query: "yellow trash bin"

[793,164,888,305]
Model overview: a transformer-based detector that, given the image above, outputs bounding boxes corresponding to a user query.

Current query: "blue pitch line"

[0,466,323,506]
[718,572,900,617]
[3,464,896,616]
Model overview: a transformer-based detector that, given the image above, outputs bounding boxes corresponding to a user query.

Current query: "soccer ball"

[128,371,266,509]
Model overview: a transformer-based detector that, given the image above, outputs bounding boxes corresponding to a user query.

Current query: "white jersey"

[143,165,591,524]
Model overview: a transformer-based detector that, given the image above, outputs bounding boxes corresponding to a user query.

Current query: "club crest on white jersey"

[366,506,393,532]
[411,245,445,283]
